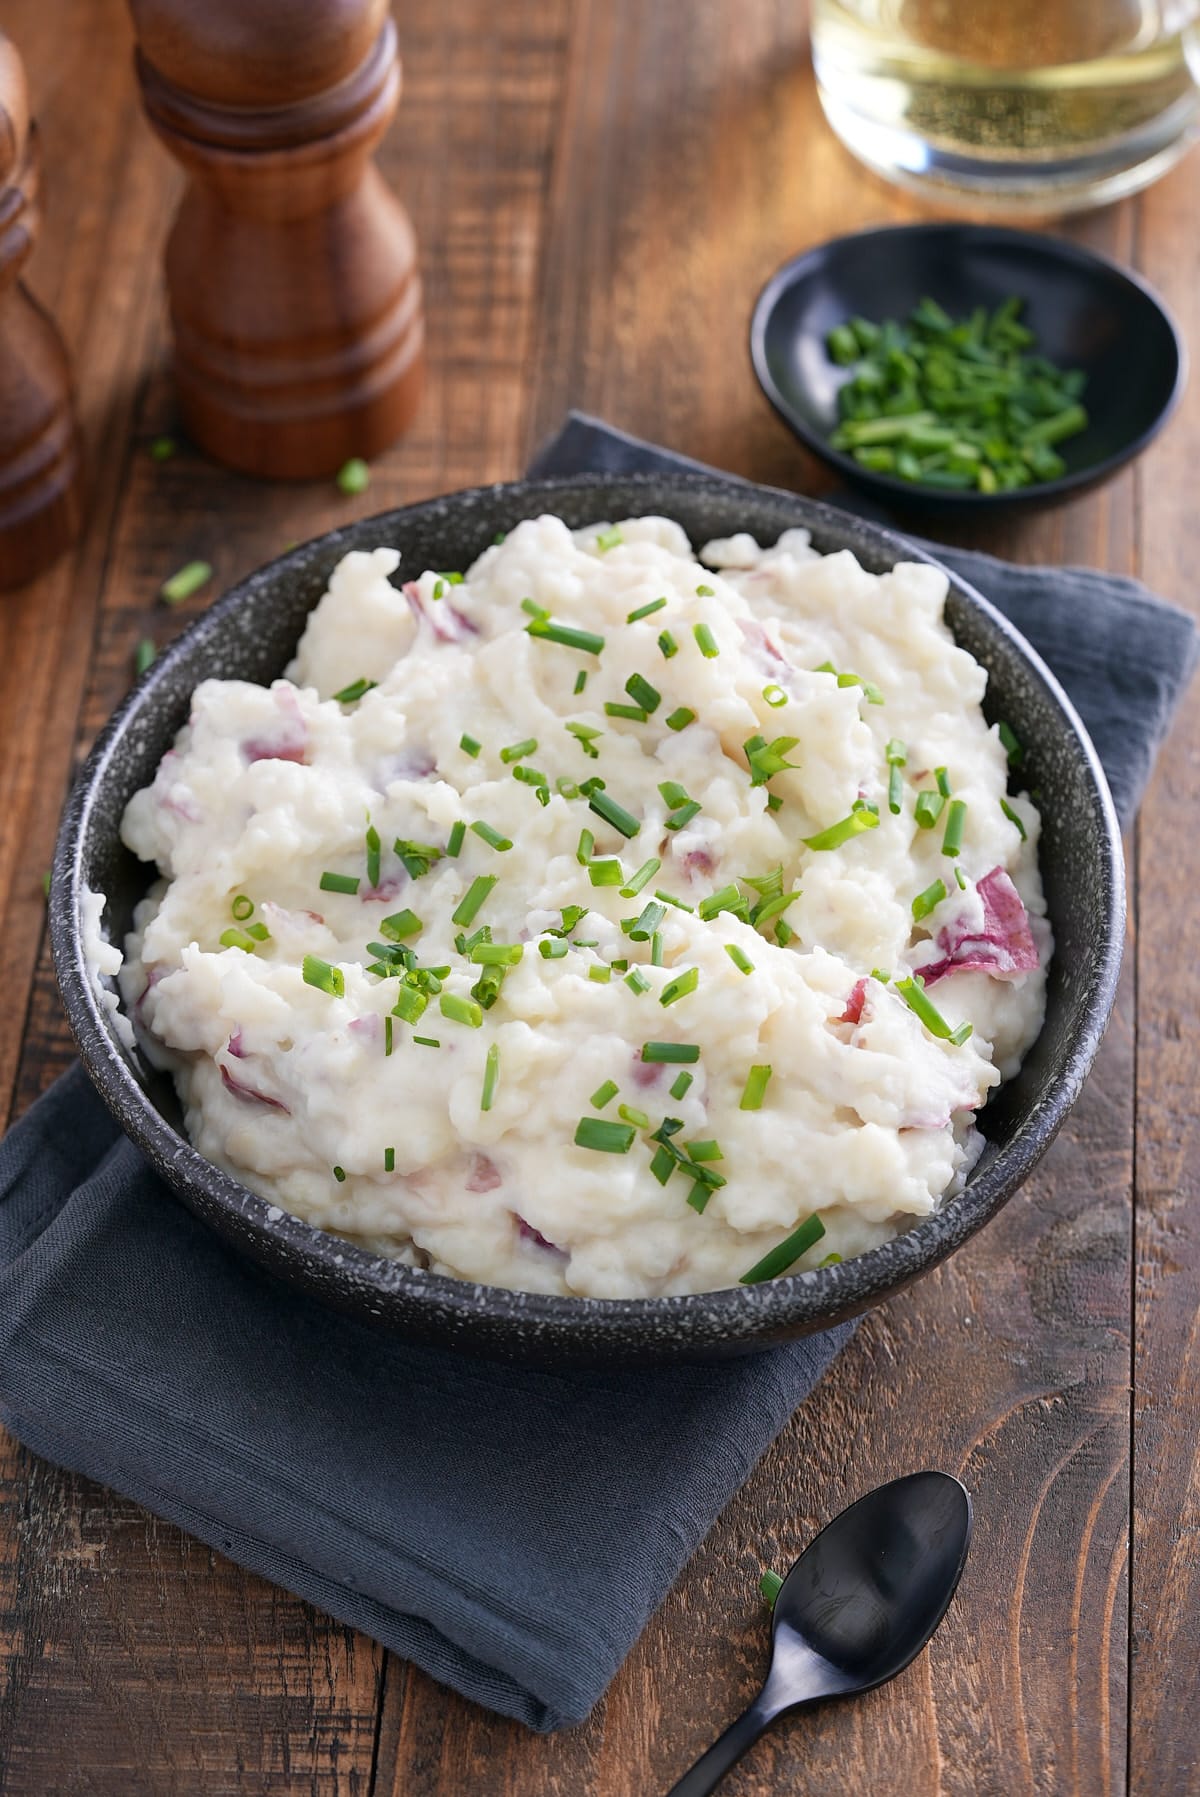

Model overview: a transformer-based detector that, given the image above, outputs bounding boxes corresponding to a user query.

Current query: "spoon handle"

[664,1693,778,1797]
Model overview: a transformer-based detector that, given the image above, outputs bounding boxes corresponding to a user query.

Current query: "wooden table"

[2,3,1197,1791]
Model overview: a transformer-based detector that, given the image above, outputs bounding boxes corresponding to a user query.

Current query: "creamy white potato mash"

[109,515,1050,1298]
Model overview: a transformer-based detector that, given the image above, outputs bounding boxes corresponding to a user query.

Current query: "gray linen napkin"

[0,417,1193,1733]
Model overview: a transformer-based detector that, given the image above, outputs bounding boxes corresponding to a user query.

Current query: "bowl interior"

[51,472,1124,1364]
[751,222,1183,513]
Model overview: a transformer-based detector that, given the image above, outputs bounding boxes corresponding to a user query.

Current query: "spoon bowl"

[667,1471,972,1795]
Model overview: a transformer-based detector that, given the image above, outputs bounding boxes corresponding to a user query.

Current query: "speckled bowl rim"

[50,471,1125,1360]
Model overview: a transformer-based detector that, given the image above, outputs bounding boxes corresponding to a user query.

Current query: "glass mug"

[811,0,1200,212]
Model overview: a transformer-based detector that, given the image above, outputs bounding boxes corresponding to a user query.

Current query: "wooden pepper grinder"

[128,0,424,480]
[0,32,83,590]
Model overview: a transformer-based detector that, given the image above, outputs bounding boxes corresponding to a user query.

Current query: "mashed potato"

[110,515,1050,1297]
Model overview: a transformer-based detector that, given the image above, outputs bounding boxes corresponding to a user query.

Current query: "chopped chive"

[621,857,661,897]
[802,808,880,851]
[574,1117,636,1153]
[942,798,967,857]
[440,992,483,1028]
[625,968,651,995]
[303,955,344,998]
[665,801,702,831]
[460,734,481,757]
[888,764,904,814]
[629,901,666,940]
[333,1166,347,1183]
[628,596,668,623]
[135,637,156,675]
[452,875,497,927]
[244,924,271,945]
[766,793,783,814]
[650,934,664,965]
[658,630,679,659]
[725,943,755,974]
[539,937,569,958]
[384,1146,396,1171]
[650,1144,677,1185]
[413,1036,441,1048]
[660,967,699,1007]
[894,974,966,1041]
[605,702,649,721]
[438,571,464,585]
[949,1021,974,1046]
[393,839,442,879]
[480,1043,500,1111]
[589,964,612,983]
[1000,797,1027,840]
[469,942,523,966]
[655,889,695,912]
[589,789,640,839]
[566,721,603,758]
[577,828,595,865]
[521,597,549,619]
[641,1042,700,1064]
[740,1064,772,1110]
[886,738,906,764]
[955,865,968,891]
[526,617,605,654]
[914,790,945,829]
[320,871,360,895]
[998,721,1024,765]
[596,526,623,552]
[391,985,428,1023]
[762,684,788,708]
[588,858,625,886]
[686,1180,713,1213]
[160,560,213,605]
[912,879,948,922]
[775,920,795,946]
[739,1213,826,1284]
[935,767,952,798]
[618,1103,650,1128]
[149,435,176,461]
[231,894,254,921]
[625,673,662,712]
[662,708,694,735]
[658,780,690,809]
[336,457,370,495]
[693,622,719,658]
[384,1016,394,1055]
[761,1570,785,1607]
[366,825,381,889]
[670,1070,694,1099]
[219,926,258,952]
[746,734,801,787]
[470,820,513,853]
[574,670,588,695]
[698,884,748,922]
[447,821,466,857]
[696,584,715,597]
[687,1140,723,1162]
[432,579,446,601]
[556,777,581,800]
[591,1079,620,1110]
[500,737,538,764]
[380,909,423,941]
[561,904,588,932]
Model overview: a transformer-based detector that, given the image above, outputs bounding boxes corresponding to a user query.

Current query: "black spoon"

[666,1471,972,1797]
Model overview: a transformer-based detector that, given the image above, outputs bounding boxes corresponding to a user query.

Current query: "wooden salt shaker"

[0,32,83,590]
[129,0,424,480]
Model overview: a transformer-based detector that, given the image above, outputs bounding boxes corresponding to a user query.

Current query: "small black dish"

[750,222,1185,515]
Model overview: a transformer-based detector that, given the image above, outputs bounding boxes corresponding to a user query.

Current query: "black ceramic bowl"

[50,472,1124,1365]
[750,222,1185,516]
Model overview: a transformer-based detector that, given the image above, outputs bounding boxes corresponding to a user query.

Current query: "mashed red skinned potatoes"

[110,515,1050,1298]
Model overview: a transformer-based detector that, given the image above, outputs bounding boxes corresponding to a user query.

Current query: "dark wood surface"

[0,2,1196,1791]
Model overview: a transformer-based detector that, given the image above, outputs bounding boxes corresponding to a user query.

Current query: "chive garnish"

[886,738,907,815]
[660,967,699,1007]
[642,1042,700,1064]
[320,870,360,895]
[942,798,967,857]
[659,780,689,809]
[577,828,594,864]
[935,767,952,798]
[150,435,175,461]
[333,1166,347,1183]
[762,684,788,708]
[392,986,428,1023]
[447,821,466,857]
[725,943,755,974]
[394,839,442,879]
[605,702,648,721]
[365,825,381,889]
[433,579,446,600]
[629,901,666,940]
[998,721,1024,765]
[566,721,602,758]
[739,1214,826,1284]
[628,596,668,623]
[303,955,344,997]
[521,598,548,619]
[670,1070,694,1100]
[655,889,695,912]
[439,571,464,585]
[687,1178,711,1211]
[500,737,538,764]
[596,526,623,552]
[589,964,612,983]
[591,1079,619,1109]
[693,623,719,658]
[650,934,664,965]
[912,880,947,921]
[625,673,661,712]
[384,1146,396,1171]
[775,920,795,946]
[336,458,370,495]
[696,584,715,597]
[894,974,972,1043]
[649,1145,676,1185]
[802,807,880,851]
[740,1064,772,1110]
[469,942,523,965]
[460,734,481,757]
[914,790,945,829]
[135,638,156,675]
[588,858,625,886]
[231,895,254,921]
[621,857,661,897]
[1000,797,1027,840]
[766,794,783,814]
[687,1140,723,1162]
[698,884,749,922]
[470,820,513,853]
[574,670,588,694]
[160,560,213,605]
[761,1570,785,1607]
[384,1016,394,1054]
[625,969,651,995]
[665,707,695,732]
[452,876,497,927]
[665,801,702,831]
[574,1118,636,1153]
[413,1036,441,1048]
[440,992,483,1028]
[539,938,569,958]
[332,676,377,704]
[377,910,421,944]
[219,927,257,953]
[480,1043,500,1111]
[589,789,640,839]
[526,617,605,654]
[618,1103,650,1128]
[746,735,801,787]
[658,630,678,659]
